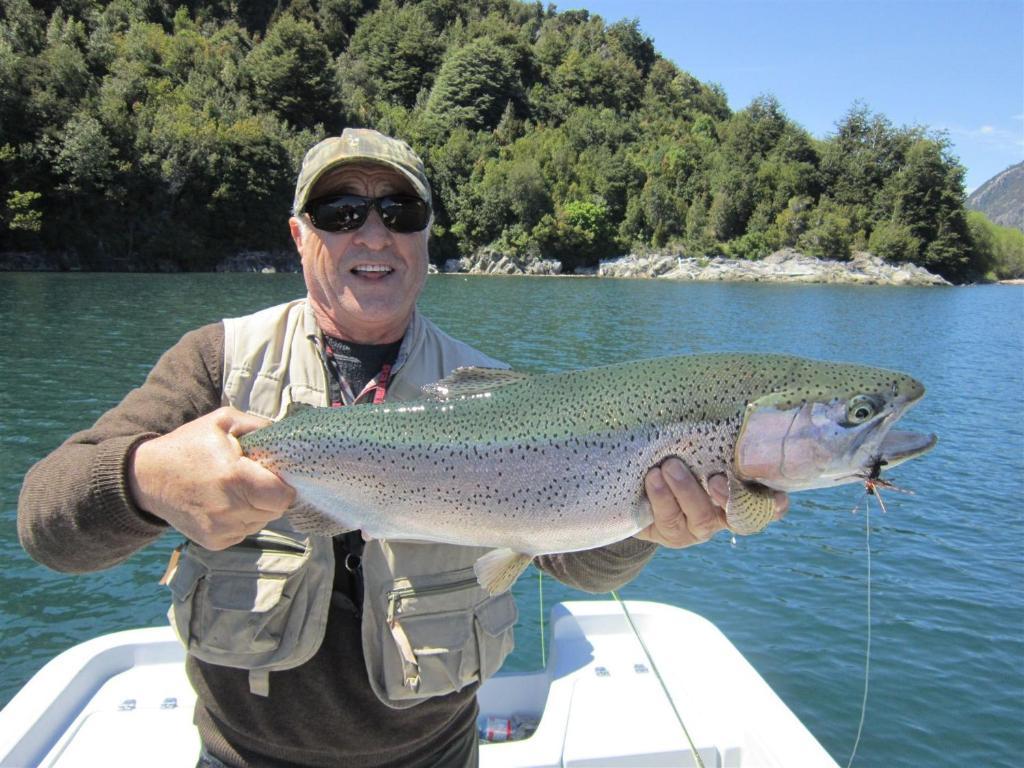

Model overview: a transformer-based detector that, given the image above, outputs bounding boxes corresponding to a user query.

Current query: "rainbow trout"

[240,354,935,593]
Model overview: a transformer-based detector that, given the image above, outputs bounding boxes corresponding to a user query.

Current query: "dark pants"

[196,724,479,768]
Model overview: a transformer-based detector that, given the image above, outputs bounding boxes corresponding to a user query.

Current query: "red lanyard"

[368,363,391,405]
[324,343,392,407]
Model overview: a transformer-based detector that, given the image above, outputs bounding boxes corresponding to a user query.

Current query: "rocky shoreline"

[442,247,952,286]
[0,247,970,286]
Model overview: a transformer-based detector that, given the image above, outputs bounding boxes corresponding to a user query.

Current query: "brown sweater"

[17,321,658,767]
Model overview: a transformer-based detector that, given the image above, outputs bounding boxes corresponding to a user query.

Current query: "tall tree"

[424,37,520,132]
[341,0,444,113]
[244,14,339,130]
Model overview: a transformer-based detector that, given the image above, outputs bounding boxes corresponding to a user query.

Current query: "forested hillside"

[968,162,1024,231]
[0,0,996,280]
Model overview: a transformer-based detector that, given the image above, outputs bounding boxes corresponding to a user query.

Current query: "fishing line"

[846,495,872,768]
[611,590,707,768]
[537,568,546,669]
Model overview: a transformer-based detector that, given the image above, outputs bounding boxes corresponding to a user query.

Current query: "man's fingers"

[644,467,690,542]
[237,457,296,515]
[640,459,723,548]
[773,491,789,519]
[214,407,272,439]
[706,474,729,509]
[661,459,726,542]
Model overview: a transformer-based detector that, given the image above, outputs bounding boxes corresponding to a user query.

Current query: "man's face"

[290,163,430,344]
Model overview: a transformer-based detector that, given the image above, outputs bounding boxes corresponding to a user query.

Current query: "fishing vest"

[164,298,518,708]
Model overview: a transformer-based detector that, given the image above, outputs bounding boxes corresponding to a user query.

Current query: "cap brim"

[298,159,431,213]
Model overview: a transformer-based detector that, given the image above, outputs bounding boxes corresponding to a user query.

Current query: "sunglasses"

[303,193,431,234]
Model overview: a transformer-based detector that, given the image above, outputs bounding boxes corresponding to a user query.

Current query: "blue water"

[1,273,1021,766]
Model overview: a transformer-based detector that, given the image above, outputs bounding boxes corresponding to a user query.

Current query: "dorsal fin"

[284,402,317,419]
[421,367,531,401]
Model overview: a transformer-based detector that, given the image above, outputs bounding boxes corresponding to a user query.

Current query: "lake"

[1,273,1021,767]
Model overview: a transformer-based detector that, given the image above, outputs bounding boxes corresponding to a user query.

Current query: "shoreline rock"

[214,251,300,273]
[448,247,561,276]
[439,246,951,286]
[595,248,951,286]
[0,251,83,271]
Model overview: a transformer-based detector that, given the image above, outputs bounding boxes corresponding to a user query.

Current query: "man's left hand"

[636,458,789,548]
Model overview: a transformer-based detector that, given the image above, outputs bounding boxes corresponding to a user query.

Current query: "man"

[18,128,785,768]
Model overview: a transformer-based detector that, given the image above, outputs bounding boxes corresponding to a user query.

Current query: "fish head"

[733,363,936,491]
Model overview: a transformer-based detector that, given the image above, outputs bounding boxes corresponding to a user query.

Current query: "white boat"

[0,600,840,767]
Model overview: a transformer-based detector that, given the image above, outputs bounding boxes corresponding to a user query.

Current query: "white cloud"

[944,123,1024,151]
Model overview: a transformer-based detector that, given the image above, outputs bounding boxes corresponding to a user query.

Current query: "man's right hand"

[128,407,296,550]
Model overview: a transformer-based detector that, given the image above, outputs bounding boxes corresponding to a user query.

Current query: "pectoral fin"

[473,548,533,595]
[725,475,776,535]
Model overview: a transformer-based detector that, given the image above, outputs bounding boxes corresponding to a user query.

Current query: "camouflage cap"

[293,128,431,213]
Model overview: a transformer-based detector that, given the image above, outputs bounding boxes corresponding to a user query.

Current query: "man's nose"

[352,209,392,249]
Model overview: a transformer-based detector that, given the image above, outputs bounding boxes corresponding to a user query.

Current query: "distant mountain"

[967,162,1024,231]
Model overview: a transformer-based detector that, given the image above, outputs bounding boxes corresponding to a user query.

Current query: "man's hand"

[128,407,296,550]
[636,458,788,548]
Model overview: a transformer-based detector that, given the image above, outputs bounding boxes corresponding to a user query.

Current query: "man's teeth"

[354,265,392,273]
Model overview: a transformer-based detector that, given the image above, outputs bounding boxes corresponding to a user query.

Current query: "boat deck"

[0,600,839,767]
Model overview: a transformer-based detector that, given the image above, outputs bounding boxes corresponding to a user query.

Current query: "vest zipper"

[385,576,481,623]
[237,530,308,555]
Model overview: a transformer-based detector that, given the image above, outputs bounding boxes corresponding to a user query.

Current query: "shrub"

[868,220,922,263]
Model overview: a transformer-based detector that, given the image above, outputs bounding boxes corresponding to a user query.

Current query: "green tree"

[868,220,921,264]
[534,198,615,269]
[5,189,42,232]
[879,137,974,280]
[0,0,47,55]
[819,103,914,224]
[457,155,551,249]
[419,126,498,260]
[546,46,642,118]
[341,1,444,112]
[707,96,806,241]
[316,0,377,52]
[605,18,655,76]
[25,10,93,138]
[244,14,339,130]
[52,111,118,193]
[796,199,854,259]
[424,37,520,132]
[966,211,1023,279]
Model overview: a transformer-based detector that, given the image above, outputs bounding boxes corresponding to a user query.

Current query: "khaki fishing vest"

[165,299,518,708]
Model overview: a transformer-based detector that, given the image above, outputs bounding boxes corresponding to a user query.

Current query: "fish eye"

[845,395,880,425]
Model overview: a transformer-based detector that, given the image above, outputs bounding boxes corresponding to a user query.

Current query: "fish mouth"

[877,429,938,469]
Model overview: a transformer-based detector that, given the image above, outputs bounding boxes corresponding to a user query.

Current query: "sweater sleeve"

[17,323,225,573]
[534,538,659,593]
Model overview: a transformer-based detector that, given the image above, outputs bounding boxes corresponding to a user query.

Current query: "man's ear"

[288,217,304,251]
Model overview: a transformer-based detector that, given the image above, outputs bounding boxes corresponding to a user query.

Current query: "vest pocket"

[378,569,518,702]
[193,573,295,654]
[383,608,476,698]
[165,529,330,671]
[473,592,518,681]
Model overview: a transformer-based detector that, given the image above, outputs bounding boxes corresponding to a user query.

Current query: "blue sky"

[563,0,1024,192]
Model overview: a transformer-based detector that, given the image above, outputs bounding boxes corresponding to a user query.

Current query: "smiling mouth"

[352,264,394,276]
